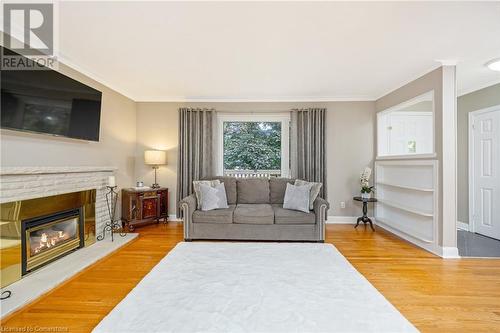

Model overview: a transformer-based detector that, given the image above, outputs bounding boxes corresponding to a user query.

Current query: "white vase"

[361,192,371,199]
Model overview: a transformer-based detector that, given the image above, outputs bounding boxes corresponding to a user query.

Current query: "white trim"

[168,214,180,221]
[440,247,460,259]
[133,96,376,103]
[326,216,376,224]
[468,104,500,234]
[0,166,117,175]
[215,113,290,177]
[326,216,356,224]
[435,59,459,66]
[374,64,441,101]
[441,65,458,249]
[458,78,500,97]
[375,221,459,258]
[457,221,469,231]
[376,91,436,159]
[375,181,434,192]
[376,153,437,161]
[57,52,137,100]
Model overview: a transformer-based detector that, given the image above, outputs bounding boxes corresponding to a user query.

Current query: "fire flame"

[33,230,70,254]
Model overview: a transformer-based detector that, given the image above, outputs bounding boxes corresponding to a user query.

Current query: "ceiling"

[54,1,500,101]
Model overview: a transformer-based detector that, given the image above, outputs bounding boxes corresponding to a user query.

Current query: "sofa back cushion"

[237,178,270,204]
[204,176,237,205]
[269,177,295,204]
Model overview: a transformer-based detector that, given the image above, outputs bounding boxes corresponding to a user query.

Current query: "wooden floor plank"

[1,223,499,332]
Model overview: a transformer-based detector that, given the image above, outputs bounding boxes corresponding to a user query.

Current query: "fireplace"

[21,208,85,275]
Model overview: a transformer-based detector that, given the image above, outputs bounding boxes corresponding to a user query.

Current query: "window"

[377,91,435,158]
[216,113,290,177]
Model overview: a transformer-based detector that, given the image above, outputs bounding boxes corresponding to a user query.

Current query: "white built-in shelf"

[377,199,433,217]
[375,217,434,243]
[375,181,434,192]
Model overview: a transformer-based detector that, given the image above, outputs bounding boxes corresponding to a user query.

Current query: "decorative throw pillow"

[283,183,313,213]
[193,180,221,209]
[295,179,322,210]
[199,183,229,211]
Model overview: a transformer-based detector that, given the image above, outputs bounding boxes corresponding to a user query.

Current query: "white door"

[470,107,500,240]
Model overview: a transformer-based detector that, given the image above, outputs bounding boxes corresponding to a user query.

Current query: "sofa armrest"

[313,197,329,241]
[179,194,197,240]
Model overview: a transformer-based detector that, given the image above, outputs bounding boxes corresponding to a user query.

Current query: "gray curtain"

[290,108,327,199]
[177,108,215,215]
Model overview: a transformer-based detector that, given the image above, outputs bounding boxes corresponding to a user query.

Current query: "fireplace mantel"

[0,166,117,175]
[0,167,116,254]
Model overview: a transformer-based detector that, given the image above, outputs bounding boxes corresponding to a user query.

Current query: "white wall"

[135,101,376,217]
[0,63,138,197]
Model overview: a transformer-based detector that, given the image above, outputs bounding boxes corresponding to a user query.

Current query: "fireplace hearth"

[1,184,98,289]
[22,209,85,275]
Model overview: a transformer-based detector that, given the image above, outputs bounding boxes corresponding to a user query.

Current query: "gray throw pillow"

[283,183,313,213]
[295,179,322,210]
[193,180,221,209]
[199,183,229,211]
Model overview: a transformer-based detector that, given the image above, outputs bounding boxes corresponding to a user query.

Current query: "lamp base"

[151,183,160,189]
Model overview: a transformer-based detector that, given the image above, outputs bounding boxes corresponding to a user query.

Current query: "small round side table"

[353,197,377,231]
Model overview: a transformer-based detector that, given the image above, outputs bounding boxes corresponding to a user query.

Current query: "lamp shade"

[144,150,167,165]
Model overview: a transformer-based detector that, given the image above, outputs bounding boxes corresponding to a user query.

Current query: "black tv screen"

[1,47,102,141]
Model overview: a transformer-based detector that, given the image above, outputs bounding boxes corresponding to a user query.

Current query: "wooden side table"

[121,187,168,231]
[353,197,377,231]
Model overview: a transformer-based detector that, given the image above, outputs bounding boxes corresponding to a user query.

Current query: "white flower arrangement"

[360,167,374,194]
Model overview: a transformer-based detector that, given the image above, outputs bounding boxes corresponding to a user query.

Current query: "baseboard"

[326,216,376,224]
[168,214,182,221]
[440,247,460,258]
[375,220,461,259]
[457,221,469,231]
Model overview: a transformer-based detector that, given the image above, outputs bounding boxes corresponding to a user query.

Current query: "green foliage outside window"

[223,122,281,170]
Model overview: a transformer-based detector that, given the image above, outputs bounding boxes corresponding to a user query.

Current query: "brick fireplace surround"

[0,166,116,287]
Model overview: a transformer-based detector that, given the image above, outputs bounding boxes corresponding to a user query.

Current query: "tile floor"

[457,230,500,258]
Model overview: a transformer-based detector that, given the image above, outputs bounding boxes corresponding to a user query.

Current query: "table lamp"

[144,150,167,188]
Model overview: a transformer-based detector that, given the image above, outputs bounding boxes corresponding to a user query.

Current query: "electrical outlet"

[340,201,346,209]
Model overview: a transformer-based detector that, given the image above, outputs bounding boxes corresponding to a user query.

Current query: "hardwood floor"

[1,223,499,332]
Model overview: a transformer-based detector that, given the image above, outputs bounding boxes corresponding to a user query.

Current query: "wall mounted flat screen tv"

[1,47,102,141]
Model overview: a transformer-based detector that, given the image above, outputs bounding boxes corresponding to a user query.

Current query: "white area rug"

[1,233,137,318]
[94,242,416,333]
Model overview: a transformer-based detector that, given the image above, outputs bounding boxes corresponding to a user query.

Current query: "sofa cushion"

[234,204,274,224]
[199,183,229,211]
[272,205,315,225]
[193,180,221,209]
[269,178,295,204]
[295,179,323,210]
[193,205,235,224]
[237,178,270,204]
[208,176,237,205]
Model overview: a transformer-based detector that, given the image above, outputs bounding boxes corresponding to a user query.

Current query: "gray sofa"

[180,177,329,242]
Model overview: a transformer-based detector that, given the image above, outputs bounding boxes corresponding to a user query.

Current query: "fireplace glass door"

[22,209,84,274]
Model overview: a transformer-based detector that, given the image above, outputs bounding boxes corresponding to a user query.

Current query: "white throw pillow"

[199,183,229,211]
[295,179,322,210]
[283,183,313,213]
[193,180,221,209]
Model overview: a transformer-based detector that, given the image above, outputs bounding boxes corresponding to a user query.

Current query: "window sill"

[376,153,437,161]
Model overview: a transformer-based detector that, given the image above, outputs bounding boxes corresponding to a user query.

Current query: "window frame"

[215,113,290,177]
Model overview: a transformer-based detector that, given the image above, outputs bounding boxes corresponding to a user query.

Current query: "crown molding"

[435,59,459,66]
[133,96,376,103]
[57,52,139,101]
[458,77,500,97]
[374,63,442,101]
